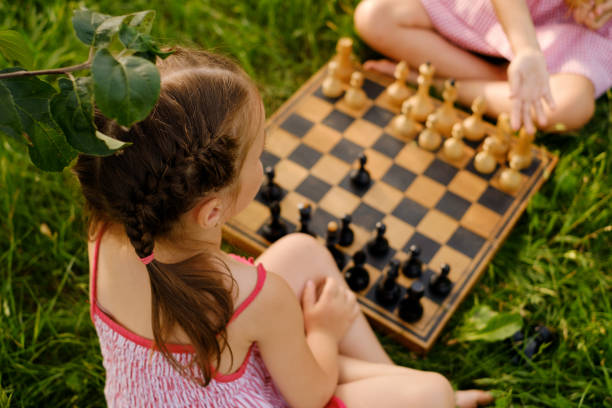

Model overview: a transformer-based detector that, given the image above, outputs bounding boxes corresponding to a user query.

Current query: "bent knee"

[355,0,427,44]
[548,75,596,131]
[413,372,455,408]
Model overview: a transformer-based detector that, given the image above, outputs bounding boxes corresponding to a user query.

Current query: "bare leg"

[355,0,596,131]
[255,233,394,365]
[354,0,506,80]
[336,356,494,408]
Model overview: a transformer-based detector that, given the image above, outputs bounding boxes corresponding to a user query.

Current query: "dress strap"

[228,260,267,324]
[89,225,107,321]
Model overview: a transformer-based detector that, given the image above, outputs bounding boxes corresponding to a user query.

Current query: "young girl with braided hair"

[75,47,493,408]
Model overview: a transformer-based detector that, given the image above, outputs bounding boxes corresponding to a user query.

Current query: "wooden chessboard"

[222,61,557,353]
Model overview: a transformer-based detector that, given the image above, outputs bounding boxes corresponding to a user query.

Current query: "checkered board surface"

[223,62,557,352]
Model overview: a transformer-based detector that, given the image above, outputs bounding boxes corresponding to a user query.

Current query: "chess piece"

[429,263,452,297]
[344,71,367,110]
[474,142,497,174]
[429,79,460,137]
[418,115,442,151]
[398,281,425,323]
[298,203,315,237]
[405,62,435,122]
[322,60,344,98]
[386,61,411,105]
[367,222,389,257]
[489,112,512,161]
[332,37,356,83]
[344,250,369,292]
[391,99,422,139]
[261,201,287,242]
[499,156,523,193]
[326,221,346,271]
[462,96,487,141]
[338,214,354,247]
[512,325,555,364]
[375,259,401,307]
[401,245,422,278]
[443,122,466,161]
[262,166,282,203]
[350,153,371,189]
[507,127,534,170]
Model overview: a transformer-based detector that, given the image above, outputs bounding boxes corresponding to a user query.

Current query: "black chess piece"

[326,221,346,271]
[262,166,282,203]
[402,245,422,278]
[344,250,369,292]
[398,281,425,323]
[350,153,371,189]
[511,326,555,365]
[261,201,287,242]
[367,222,389,257]
[375,259,401,307]
[298,203,315,237]
[338,214,354,247]
[429,263,452,297]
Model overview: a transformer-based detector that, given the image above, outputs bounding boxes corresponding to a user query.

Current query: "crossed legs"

[353,0,595,131]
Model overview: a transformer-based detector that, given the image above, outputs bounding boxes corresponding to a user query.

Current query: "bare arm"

[252,273,357,408]
[490,0,556,132]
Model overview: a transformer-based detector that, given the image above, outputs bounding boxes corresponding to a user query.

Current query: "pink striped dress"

[421,0,612,97]
[90,233,346,408]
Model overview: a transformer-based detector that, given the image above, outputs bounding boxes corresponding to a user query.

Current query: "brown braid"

[74,47,260,385]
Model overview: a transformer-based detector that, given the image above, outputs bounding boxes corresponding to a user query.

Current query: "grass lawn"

[0,1,610,407]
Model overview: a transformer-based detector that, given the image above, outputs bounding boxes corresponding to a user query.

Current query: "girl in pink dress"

[355,0,612,132]
[76,47,492,407]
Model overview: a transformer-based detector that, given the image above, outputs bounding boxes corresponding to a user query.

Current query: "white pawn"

[499,156,523,193]
[392,99,422,139]
[462,96,487,142]
[344,71,367,110]
[322,61,344,98]
[508,127,534,170]
[443,123,466,161]
[387,61,411,105]
[418,115,442,151]
[474,143,497,174]
[333,37,355,83]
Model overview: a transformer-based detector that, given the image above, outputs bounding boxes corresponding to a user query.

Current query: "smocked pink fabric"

[90,232,346,408]
[421,0,612,97]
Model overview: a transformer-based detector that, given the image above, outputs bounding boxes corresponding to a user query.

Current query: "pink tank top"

[90,231,345,408]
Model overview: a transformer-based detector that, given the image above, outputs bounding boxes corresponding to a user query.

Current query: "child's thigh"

[255,233,340,296]
[335,372,454,408]
[354,0,432,32]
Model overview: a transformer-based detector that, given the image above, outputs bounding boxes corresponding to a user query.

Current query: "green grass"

[1,1,610,406]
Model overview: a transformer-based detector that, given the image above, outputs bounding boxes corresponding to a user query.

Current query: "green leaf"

[92,48,160,126]
[0,30,34,69]
[50,77,128,155]
[119,25,173,60]
[96,130,131,150]
[94,15,129,48]
[72,8,112,46]
[127,10,156,34]
[0,81,25,143]
[0,69,77,171]
[457,305,523,342]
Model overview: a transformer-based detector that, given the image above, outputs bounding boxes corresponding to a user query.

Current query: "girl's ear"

[194,197,224,229]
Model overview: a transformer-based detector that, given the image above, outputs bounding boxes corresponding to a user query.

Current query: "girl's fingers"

[533,99,547,127]
[543,86,556,110]
[302,280,316,310]
[596,0,612,16]
[522,102,535,134]
[511,98,523,130]
[592,9,612,28]
[508,68,521,98]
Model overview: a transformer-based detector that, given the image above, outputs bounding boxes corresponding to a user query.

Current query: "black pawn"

[344,250,369,292]
[402,245,422,278]
[429,263,452,297]
[375,259,401,307]
[326,221,346,271]
[338,214,354,247]
[350,153,371,189]
[298,203,315,237]
[261,201,287,242]
[398,281,425,323]
[262,166,282,203]
[367,222,389,257]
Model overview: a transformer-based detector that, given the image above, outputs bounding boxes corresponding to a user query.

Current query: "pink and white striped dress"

[421,0,612,97]
[90,233,346,408]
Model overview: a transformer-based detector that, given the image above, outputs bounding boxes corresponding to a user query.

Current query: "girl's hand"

[507,48,556,133]
[301,277,359,342]
[582,0,612,30]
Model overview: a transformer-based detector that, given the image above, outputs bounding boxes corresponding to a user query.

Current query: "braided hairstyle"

[74,47,260,385]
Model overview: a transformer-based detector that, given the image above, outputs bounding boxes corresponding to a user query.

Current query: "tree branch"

[0,61,91,79]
